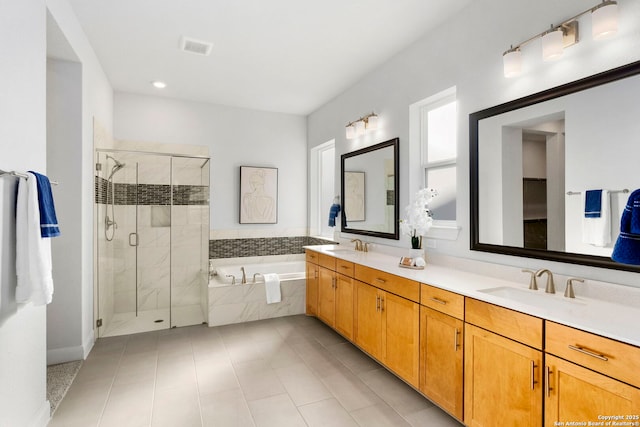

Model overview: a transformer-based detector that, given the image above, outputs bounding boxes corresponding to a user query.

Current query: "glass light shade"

[354,120,366,136]
[592,2,618,40]
[345,124,355,139]
[366,115,378,131]
[503,50,522,78]
[151,80,167,89]
[542,29,564,61]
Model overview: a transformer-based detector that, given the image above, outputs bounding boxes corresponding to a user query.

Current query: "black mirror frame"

[341,138,400,240]
[470,59,640,273]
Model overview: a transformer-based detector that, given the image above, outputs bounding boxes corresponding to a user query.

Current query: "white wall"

[45,0,114,363]
[0,1,50,425]
[307,0,640,287]
[114,93,308,238]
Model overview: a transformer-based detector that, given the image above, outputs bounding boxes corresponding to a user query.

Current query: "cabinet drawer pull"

[545,365,553,397]
[530,361,538,390]
[332,278,336,289]
[380,297,384,312]
[454,328,460,351]
[429,297,447,305]
[340,265,350,270]
[568,345,608,361]
[376,295,380,312]
[375,278,387,284]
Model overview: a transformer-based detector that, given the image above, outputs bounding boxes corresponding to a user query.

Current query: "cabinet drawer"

[354,265,420,303]
[420,284,464,320]
[465,298,543,349]
[546,321,640,388]
[318,253,336,270]
[335,259,354,277]
[305,250,320,264]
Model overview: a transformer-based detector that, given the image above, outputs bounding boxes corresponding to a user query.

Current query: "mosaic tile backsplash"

[209,236,335,259]
[95,176,208,206]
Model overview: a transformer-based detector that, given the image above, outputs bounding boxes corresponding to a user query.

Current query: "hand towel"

[263,273,281,304]
[584,189,602,218]
[328,203,341,227]
[581,189,611,247]
[16,173,54,305]
[28,170,60,237]
[612,189,640,265]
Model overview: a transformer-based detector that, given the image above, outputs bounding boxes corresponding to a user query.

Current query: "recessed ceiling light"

[151,80,167,89]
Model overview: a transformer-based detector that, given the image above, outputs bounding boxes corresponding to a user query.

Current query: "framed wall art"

[239,166,278,224]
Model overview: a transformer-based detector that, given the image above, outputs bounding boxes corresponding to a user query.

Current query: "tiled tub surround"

[209,235,334,259]
[208,259,306,326]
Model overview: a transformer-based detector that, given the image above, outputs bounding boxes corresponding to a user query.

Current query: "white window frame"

[409,87,460,240]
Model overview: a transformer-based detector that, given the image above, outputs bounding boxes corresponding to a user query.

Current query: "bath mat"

[47,360,82,415]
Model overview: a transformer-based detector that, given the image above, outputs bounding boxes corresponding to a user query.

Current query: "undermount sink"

[325,248,357,254]
[478,286,587,311]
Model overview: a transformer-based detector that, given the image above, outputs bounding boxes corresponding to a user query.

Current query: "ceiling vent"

[180,36,213,56]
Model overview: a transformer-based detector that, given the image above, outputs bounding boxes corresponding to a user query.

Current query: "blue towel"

[612,189,640,265]
[28,171,60,238]
[584,189,602,218]
[328,203,341,227]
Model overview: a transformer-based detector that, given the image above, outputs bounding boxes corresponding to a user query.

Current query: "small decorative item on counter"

[399,188,438,250]
[398,256,426,270]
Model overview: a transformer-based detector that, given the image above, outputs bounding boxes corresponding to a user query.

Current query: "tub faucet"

[253,273,261,283]
[536,269,555,294]
[240,267,247,284]
[226,275,236,285]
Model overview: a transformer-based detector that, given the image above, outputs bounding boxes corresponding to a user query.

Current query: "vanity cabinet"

[545,322,640,424]
[354,265,420,388]
[317,267,336,326]
[305,258,318,316]
[419,284,464,421]
[464,299,543,427]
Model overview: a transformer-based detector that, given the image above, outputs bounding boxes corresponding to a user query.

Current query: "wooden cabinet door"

[305,262,318,316]
[317,267,335,327]
[546,354,640,424]
[354,280,381,358]
[381,291,420,388]
[464,323,543,427]
[334,273,354,340]
[419,306,463,421]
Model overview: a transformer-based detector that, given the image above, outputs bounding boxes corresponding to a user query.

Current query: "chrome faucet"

[226,274,236,285]
[535,269,555,294]
[564,277,584,298]
[240,267,247,284]
[351,239,363,251]
[521,269,538,290]
[253,273,261,283]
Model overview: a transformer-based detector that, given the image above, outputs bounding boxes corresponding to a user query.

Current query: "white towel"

[16,174,54,305]
[582,189,611,247]
[263,273,281,304]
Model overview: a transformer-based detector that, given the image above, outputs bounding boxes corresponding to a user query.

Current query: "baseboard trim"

[47,345,84,365]
[30,399,50,427]
[83,328,95,359]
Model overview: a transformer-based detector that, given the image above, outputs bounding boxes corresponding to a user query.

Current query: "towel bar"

[0,169,59,185]
[566,189,628,196]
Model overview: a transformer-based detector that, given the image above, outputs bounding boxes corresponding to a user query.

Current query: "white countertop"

[305,245,640,347]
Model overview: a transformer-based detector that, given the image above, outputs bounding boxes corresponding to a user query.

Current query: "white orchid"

[400,188,438,249]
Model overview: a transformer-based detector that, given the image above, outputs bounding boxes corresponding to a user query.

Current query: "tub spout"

[253,273,261,283]
[241,267,247,284]
[225,274,236,285]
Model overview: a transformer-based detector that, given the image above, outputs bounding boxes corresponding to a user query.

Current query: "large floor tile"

[404,405,464,427]
[151,384,202,427]
[359,368,433,416]
[234,359,287,401]
[247,393,306,427]
[298,398,358,427]
[200,389,255,427]
[350,402,412,427]
[275,362,332,406]
[98,380,154,427]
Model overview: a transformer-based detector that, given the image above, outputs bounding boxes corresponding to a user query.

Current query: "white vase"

[408,248,424,259]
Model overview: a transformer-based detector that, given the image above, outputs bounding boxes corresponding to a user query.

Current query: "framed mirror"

[341,138,399,240]
[470,59,640,272]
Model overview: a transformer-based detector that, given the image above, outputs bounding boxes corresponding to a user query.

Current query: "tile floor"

[49,315,463,427]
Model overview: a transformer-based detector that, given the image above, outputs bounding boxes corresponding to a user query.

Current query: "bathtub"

[214,261,305,285]
[208,259,306,326]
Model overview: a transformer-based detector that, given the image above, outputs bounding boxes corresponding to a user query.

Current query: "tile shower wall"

[95,176,208,206]
[209,236,335,259]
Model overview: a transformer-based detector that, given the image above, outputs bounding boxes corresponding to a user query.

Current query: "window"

[409,87,459,239]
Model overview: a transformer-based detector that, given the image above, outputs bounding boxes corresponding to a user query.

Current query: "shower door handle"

[129,233,139,247]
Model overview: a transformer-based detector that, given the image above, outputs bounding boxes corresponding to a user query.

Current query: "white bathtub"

[214,261,305,285]
[208,259,306,326]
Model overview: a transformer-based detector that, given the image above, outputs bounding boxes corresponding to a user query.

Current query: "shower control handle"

[129,233,139,247]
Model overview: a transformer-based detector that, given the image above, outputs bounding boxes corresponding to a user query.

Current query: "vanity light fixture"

[502,0,618,77]
[345,113,379,140]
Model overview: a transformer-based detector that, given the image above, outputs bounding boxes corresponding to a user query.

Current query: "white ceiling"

[67,0,472,115]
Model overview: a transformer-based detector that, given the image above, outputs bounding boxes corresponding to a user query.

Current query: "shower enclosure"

[95,149,210,337]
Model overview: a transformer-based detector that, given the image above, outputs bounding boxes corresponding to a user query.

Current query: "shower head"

[106,155,126,179]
